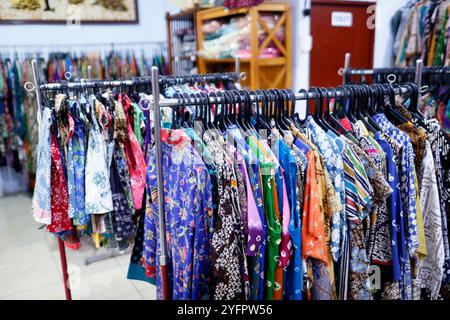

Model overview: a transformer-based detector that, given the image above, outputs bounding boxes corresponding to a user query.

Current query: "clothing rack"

[339,52,426,109]
[26,57,244,300]
[28,55,414,300]
[0,41,167,56]
[340,52,426,87]
[149,66,414,299]
[339,52,450,88]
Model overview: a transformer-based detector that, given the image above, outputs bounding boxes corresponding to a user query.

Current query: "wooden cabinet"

[196,2,292,89]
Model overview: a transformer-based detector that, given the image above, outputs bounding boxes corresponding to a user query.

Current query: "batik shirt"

[373,114,419,258]
[32,108,52,225]
[374,133,404,284]
[352,122,394,266]
[143,129,214,300]
[306,117,345,262]
[416,141,444,300]
[248,135,282,300]
[67,101,87,226]
[48,132,72,234]
[291,125,340,300]
[416,118,450,298]
[373,129,413,300]
[226,125,266,300]
[274,138,302,300]
[205,130,248,300]
[85,99,113,214]
[120,95,147,210]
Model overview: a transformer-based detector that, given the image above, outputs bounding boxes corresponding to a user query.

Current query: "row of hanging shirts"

[133,82,450,300]
[30,77,450,300]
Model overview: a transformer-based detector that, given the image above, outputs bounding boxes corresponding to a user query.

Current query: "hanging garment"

[143,129,214,300]
[119,94,147,210]
[32,108,52,225]
[84,98,113,214]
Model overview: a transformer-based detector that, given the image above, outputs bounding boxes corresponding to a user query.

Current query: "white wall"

[0,0,181,53]
[373,0,409,67]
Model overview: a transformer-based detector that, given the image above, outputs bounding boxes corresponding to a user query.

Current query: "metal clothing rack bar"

[155,85,412,107]
[34,73,242,91]
[340,52,449,87]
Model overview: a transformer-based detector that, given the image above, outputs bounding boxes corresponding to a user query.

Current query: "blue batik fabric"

[143,129,214,300]
[67,101,87,226]
[374,132,404,283]
[373,114,415,300]
[275,139,302,300]
[32,108,52,225]
[373,114,418,256]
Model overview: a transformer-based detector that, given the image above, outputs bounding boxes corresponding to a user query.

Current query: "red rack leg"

[57,238,72,300]
[160,263,170,300]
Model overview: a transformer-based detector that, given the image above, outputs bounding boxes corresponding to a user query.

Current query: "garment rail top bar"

[157,85,413,108]
[35,72,243,91]
[345,66,450,76]
[340,52,449,85]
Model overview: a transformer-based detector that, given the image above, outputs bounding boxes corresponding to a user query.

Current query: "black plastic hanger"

[361,84,383,132]
[321,87,341,136]
[382,84,408,125]
[255,89,271,132]
[356,84,378,133]
[295,88,308,126]
[316,87,334,132]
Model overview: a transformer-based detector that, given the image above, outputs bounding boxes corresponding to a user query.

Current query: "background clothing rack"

[0,41,167,56]
[340,52,426,88]
[26,57,244,300]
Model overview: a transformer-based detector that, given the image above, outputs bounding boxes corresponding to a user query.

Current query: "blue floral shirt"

[143,129,214,300]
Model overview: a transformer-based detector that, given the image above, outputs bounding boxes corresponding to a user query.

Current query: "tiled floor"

[0,194,156,300]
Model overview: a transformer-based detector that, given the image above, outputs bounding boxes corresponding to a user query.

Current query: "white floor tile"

[0,256,60,298]
[69,267,137,300]
[112,291,143,300]
[0,194,139,300]
[1,282,66,300]
[114,253,132,272]
[138,284,157,300]
[0,241,54,272]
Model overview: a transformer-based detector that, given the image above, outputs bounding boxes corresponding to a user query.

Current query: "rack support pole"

[343,52,351,85]
[151,66,170,300]
[235,56,241,87]
[31,59,72,301]
[415,59,423,89]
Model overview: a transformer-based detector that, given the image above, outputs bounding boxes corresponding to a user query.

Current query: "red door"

[310,0,375,87]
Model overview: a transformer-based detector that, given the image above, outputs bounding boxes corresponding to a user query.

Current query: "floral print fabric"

[85,98,113,214]
[143,129,214,300]
[32,108,52,225]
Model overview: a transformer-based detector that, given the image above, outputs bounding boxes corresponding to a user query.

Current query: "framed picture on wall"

[0,0,139,24]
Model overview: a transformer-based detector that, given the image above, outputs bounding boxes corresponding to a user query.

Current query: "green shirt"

[247,135,281,300]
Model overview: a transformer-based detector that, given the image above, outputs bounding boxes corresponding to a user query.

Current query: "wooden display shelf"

[202,57,286,66]
[166,4,204,75]
[196,2,292,89]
